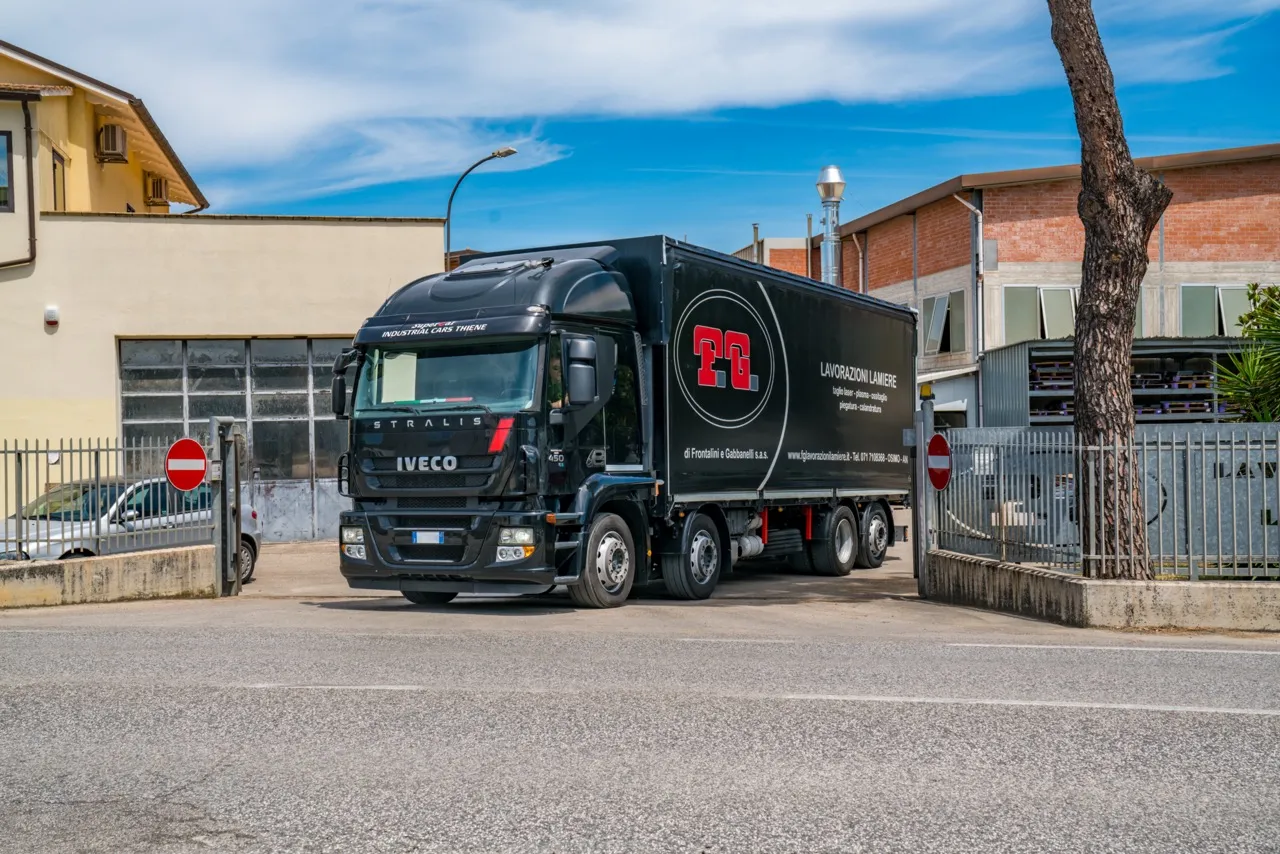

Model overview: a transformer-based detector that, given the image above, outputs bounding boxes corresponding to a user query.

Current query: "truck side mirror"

[566,337,597,407]
[332,374,348,419]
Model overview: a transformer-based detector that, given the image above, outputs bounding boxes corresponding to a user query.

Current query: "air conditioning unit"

[144,173,168,205]
[96,124,128,163]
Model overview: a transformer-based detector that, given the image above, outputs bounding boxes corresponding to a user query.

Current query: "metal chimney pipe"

[752,223,760,264]
[816,165,846,286]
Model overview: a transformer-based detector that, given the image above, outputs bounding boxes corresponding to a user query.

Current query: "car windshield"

[18,483,123,522]
[353,340,540,415]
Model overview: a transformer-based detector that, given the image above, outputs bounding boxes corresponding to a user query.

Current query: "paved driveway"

[3,541,1278,853]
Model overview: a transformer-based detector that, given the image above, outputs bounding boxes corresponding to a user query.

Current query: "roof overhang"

[817,141,1280,244]
[0,39,208,211]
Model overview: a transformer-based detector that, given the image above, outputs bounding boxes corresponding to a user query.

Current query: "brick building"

[732,237,812,278]
[799,142,1280,425]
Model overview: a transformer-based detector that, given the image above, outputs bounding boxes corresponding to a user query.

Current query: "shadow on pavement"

[301,555,916,615]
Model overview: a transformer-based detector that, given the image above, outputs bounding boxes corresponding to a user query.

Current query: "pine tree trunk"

[1047,0,1172,579]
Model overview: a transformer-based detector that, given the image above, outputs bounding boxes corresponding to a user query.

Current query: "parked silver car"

[1,477,262,582]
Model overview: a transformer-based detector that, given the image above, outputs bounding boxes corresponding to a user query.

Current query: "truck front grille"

[398,545,467,562]
[374,473,490,489]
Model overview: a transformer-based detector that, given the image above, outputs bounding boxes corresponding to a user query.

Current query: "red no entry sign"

[165,438,209,492]
[927,433,951,491]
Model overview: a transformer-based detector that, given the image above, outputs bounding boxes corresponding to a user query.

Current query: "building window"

[1004,286,1076,346]
[922,290,967,356]
[119,338,350,479]
[1006,285,1147,345]
[1181,285,1250,337]
[0,131,13,213]
[52,150,66,212]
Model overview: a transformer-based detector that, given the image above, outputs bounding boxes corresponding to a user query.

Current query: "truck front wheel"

[809,506,859,576]
[570,513,635,608]
[663,513,721,600]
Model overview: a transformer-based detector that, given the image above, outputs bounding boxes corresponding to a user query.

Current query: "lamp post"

[816,165,846,286]
[445,146,518,268]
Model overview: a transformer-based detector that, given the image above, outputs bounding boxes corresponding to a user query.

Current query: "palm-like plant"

[1218,283,1280,421]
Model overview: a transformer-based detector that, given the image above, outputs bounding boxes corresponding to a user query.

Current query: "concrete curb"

[0,546,216,609]
[927,550,1280,631]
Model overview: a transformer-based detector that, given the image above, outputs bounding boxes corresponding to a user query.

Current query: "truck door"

[546,329,634,489]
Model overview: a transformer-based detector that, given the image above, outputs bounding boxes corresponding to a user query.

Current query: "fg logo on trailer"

[693,326,759,392]
[674,288,779,430]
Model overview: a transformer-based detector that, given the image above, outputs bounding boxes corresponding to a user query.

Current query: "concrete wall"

[928,550,1280,631]
[0,545,215,608]
[0,212,444,439]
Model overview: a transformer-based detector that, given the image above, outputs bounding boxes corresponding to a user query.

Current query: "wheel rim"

[868,514,888,557]
[835,518,856,564]
[689,530,718,585]
[239,545,253,581]
[595,532,630,594]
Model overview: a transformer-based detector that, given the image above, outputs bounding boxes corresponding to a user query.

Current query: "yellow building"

[0,41,445,540]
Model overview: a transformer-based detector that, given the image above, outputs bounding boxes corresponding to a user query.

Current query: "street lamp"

[445,146,518,268]
[816,165,846,286]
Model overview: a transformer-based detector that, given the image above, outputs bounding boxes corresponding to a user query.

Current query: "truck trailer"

[331,236,917,607]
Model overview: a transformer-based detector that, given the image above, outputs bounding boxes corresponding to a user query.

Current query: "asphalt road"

[2,546,1279,853]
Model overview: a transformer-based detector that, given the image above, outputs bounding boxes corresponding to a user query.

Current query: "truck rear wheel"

[854,503,890,569]
[663,513,721,600]
[809,506,859,577]
[570,513,635,609]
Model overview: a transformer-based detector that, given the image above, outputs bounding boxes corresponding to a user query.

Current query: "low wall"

[927,550,1280,631]
[0,546,216,609]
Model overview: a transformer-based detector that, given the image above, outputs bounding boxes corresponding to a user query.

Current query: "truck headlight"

[496,545,535,562]
[498,527,534,545]
[342,544,367,560]
[341,526,365,544]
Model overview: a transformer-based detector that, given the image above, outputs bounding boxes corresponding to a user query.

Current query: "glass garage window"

[118,338,352,473]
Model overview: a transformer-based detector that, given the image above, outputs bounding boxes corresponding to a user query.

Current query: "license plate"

[411,530,444,545]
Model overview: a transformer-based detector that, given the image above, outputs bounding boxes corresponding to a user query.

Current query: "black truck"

[331,236,917,607]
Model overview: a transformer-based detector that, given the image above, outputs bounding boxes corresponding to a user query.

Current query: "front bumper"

[339,508,560,594]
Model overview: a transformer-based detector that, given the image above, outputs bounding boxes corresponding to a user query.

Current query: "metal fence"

[1,437,215,563]
[933,425,1280,579]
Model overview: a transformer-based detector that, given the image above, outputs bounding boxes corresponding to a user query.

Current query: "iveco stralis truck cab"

[332,244,655,607]
[333,237,916,609]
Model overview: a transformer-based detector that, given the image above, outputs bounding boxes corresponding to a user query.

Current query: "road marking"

[235,684,1280,717]
[678,638,798,644]
[783,694,1280,717]
[946,643,1280,656]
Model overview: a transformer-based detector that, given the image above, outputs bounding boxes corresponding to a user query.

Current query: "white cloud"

[6,0,1274,205]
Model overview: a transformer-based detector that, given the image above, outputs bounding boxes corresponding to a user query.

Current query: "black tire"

[239,538,257,583]
[569,513,635,609]
[810,506,859,577]
[854,503,890,569]
[663,513,721,600]
[402,590,457,606]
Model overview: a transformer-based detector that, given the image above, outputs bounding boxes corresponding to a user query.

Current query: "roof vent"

[97,124,128,163]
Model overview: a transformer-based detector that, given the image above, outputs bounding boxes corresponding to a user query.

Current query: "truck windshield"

[353,340,539,414]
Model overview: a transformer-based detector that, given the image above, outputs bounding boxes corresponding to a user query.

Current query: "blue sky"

[12,1,1280,254]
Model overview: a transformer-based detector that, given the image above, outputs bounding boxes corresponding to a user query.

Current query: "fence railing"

[1,437,214,563]
[933,425,1280,579]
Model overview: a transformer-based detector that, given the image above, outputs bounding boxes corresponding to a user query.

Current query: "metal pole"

[806,214,813,280]
[752,223,760,265]
[914,390,935,598]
